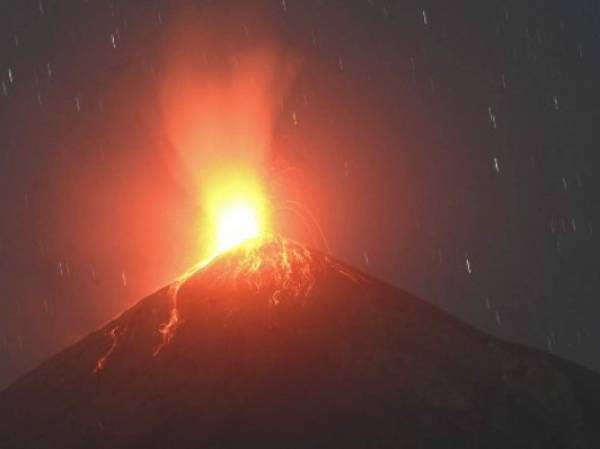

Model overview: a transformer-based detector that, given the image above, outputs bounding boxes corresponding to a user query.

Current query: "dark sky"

[1,0,599,389]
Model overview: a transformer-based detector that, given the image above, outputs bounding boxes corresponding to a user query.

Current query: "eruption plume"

[159,11,300,261]
[95,12,305,364]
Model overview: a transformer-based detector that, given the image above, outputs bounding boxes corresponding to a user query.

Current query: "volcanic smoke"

[160,14,300,263]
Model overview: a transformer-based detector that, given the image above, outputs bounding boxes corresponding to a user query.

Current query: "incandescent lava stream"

[1,235,600,449]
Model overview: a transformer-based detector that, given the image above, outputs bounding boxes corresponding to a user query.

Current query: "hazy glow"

[158,19,298,265]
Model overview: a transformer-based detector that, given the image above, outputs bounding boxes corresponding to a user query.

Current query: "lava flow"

[93,325,120,373]
[151,234,321,358]
[93,232,367,371]
[149,168,271,356]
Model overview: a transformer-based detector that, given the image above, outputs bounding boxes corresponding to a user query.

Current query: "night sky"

[1,0,599,390]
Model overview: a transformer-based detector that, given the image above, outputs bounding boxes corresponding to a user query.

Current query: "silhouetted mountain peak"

[1,236,600,449]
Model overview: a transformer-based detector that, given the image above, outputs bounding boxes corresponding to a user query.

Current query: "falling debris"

[493,157,500,173]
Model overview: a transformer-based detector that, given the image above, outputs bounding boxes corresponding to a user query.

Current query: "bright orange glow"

[215,201,260,254]
[157,13,302,272]
[200,168,270,261]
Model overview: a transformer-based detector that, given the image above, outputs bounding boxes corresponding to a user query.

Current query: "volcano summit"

[1,236,599,448]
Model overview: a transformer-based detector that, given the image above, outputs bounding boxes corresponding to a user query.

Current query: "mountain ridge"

[1,236,599,448]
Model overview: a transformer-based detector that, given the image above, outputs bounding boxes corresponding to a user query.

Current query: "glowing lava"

[151,235,316,359]
[93,234,369,370]
[149,171,270,358]
[215,201,261,254]
[200,168,270,262]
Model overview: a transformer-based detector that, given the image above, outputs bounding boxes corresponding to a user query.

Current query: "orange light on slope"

[148,171,270,359]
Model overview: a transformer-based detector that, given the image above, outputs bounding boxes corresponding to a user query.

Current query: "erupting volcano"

[1,235,600,449]
[1,14,599,445]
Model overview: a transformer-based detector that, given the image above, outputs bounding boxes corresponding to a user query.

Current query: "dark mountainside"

[1,237,599,449]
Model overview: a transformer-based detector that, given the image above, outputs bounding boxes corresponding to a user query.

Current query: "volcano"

[1,236,599,449]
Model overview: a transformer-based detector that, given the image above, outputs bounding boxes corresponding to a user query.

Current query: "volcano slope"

[1,236,599,449]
